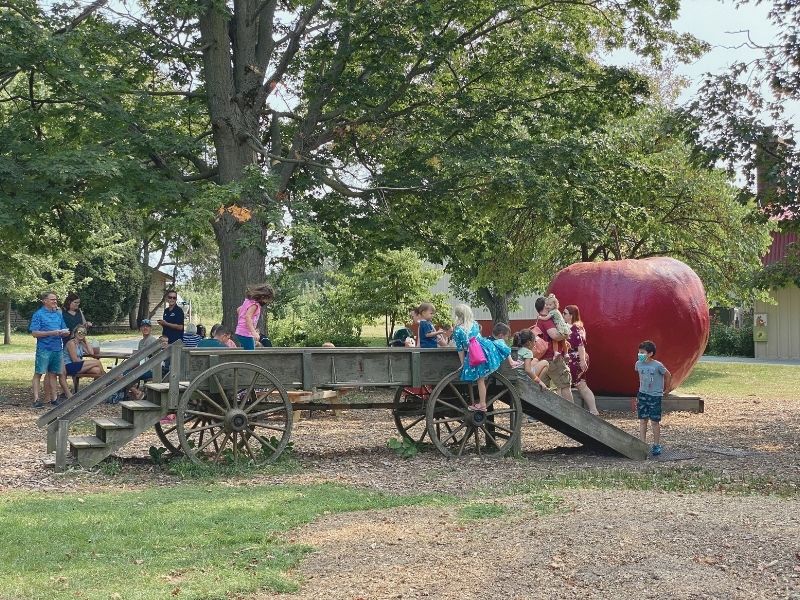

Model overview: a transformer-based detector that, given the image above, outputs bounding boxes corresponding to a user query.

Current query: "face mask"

[637,352,648,363]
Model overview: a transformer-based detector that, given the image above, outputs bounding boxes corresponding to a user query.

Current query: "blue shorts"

[65,361,84,376]
[637,392,662,422]
[35,348,63,374]
[236,335,255,350]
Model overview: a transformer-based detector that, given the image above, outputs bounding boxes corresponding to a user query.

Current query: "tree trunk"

[200,5,267,331]
[3,298,11,345]
[477,287,511,328]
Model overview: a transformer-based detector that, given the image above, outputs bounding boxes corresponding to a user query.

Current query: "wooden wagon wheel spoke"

[247,427,277,453]
[248,404,287,418]
[211,374,232,409]
[241,431,258,462]
[185,409,225,420]
[446,383,470,409]
[243,385,278,413]
[456,429,471,457]
[249,420,288,434]
[195,428,227,454]
[486,388,508,409]
[183,422,220,436]
[439,422,466,445]
[433,398,468,414]
[485,408,515,417]
[238,371,261,408]
[433,415,466,425]
[392,386,430,444]
[194,389,227,415]
[211,432,232,461]
[427,370,522,458]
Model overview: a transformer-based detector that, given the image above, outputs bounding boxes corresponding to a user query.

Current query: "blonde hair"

[545,293,559,310]
[454,304,474,332]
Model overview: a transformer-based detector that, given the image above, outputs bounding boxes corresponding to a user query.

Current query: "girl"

[513,329,549,391]
[452,304,505,412]
[416,302,443,349]
[63,325,105,382]
[235,283,275,350]
[544,293,571,359]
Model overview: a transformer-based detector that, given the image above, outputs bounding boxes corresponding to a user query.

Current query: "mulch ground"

[2,385,799,598]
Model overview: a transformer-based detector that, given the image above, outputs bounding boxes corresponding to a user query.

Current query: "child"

[489,323,523,368]
[437,323,454,347]
[452,304,506,412]
[544,294,571,359]
[235,283,274,350]
[182,323,203,348]
[512,329,549,391]
[635,340,672,456]
[416,302,443,349]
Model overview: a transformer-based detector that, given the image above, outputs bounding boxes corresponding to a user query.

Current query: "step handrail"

[37,343,172,429]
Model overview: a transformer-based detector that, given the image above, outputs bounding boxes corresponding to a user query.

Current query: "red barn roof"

[763,231,799,266]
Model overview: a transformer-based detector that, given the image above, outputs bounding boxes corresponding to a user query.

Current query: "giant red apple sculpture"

[548,257,709,396]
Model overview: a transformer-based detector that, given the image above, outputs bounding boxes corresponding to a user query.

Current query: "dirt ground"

[1,386,800,598]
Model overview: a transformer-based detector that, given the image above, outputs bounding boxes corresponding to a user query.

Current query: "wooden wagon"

[39,343,554,471]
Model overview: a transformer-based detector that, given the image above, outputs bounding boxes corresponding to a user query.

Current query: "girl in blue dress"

[452,304,510,412]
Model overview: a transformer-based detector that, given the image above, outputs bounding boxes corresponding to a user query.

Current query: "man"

[197,325,232,348]
[157,290,184,344]
[29,291,70,408]
[535,296,573,401]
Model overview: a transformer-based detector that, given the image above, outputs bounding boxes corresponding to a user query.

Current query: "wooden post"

[3,298,11,346]
[168,341,182,412]
[55,419,69,473]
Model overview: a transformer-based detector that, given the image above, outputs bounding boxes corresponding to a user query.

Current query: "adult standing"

[62,293,92,338]
[235,283,274,349]
[29,291,70,408]
[535,296,573,401]
[563,305,599,415]
[158,289,185,344]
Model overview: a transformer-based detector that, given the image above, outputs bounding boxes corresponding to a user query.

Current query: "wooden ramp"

[514,375,648,460]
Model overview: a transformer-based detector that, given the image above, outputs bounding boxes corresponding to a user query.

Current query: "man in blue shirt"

[29,291,70,408]
[158,290,185,344]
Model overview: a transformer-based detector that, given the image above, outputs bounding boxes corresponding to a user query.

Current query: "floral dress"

[452,322,505,382]
[566,324,588,384]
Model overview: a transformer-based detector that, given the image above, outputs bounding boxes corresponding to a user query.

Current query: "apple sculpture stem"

[548,257,710,396]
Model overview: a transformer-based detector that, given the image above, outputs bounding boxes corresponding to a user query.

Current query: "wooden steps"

[69,396,166,469]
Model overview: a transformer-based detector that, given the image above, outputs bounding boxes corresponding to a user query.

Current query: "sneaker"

[56,393,68,402]
[160,414,176,424]
[651,444,663,456]
[49,398,63,407]
[32,401,45,409]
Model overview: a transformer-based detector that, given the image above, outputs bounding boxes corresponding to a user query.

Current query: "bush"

[705,321,754,357]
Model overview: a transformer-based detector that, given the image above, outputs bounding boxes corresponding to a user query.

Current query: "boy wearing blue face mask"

[635,340,671,456]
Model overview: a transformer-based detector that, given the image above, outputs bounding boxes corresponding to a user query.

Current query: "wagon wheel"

[392,386,431,444]
[154,410,207,456]
[425,370,522,458]
[176,362,293,465]
[154,421,181,455]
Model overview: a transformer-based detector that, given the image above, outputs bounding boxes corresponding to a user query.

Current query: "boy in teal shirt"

[635,340,672,456]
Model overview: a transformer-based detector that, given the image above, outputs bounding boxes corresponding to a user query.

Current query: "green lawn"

[0,483,450,600]
[678,362,800,400]
[0,333,138,354]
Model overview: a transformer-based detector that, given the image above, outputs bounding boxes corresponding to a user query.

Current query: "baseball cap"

[140,319,152,327]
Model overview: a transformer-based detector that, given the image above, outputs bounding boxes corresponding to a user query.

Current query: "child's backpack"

[529,326,548,360]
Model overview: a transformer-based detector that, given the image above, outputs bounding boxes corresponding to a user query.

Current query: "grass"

[0,333,138,354]
[458,503,508,520]
[678,361,800,400]
[0,483,453,600]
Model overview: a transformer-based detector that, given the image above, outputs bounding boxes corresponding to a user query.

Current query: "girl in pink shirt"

[235,283,275,349]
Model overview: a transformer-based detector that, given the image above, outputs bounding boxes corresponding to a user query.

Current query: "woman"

[63,325,105,382]
[563,305,599,415]
[235,283,275,349]
[62,293,92,338]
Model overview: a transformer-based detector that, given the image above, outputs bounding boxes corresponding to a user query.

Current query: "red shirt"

[536,317,555,360]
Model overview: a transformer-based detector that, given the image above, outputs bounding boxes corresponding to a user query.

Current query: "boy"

[635,340,671,456]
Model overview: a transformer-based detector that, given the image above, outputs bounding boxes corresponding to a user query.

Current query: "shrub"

[705,320,754,357]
